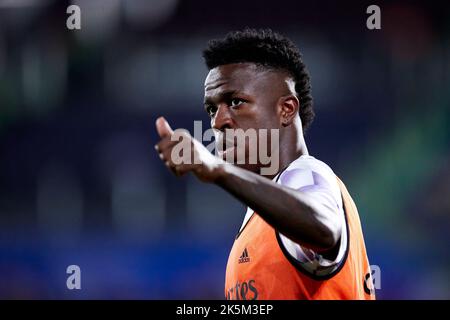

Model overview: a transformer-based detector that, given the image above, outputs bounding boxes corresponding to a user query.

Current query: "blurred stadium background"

[0,0,449,299]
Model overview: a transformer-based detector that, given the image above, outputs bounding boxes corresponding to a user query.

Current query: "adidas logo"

[238,248,250,264]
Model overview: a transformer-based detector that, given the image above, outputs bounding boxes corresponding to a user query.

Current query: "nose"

[212,103,233,132]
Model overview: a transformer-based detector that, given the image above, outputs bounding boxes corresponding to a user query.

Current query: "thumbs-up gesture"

[155,116,174,139]
[154,117,224,183]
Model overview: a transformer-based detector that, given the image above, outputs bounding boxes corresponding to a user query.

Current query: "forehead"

[204,63,283,97]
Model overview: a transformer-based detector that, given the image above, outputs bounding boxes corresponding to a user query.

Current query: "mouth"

[217,145,235,158]
[215,134,236,157]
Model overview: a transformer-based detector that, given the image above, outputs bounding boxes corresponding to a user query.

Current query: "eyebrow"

[203,90,240,105]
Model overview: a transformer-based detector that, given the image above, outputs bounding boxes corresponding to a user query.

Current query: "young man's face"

[204,63,292,172]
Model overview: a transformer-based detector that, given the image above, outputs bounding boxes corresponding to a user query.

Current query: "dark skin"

[204,63,300,177]
[155,63,341,253]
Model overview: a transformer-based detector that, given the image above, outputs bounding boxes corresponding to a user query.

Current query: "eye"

[230,98,244,107]
[206,105,217,117]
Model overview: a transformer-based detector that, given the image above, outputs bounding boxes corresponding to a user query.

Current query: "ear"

[278,95,299,127]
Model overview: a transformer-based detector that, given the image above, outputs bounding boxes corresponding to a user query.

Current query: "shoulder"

[276,155,348,276]
[278,155,342,205]
[282,155,336,180]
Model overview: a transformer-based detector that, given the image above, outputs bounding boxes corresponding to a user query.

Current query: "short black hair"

[202,28,314,133]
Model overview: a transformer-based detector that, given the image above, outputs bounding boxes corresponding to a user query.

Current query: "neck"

[265,122,308,180]
[280,134,308,171]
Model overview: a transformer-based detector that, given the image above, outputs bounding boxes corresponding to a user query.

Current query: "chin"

[217,147,261,173]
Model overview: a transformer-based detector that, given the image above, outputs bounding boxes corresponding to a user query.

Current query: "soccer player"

[154,29,375,300]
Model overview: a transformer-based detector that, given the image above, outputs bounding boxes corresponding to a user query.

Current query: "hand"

[154,117,225,183]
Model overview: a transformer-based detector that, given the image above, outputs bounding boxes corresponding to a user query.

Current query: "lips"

[216,134,235,152]
[218,145,235,157]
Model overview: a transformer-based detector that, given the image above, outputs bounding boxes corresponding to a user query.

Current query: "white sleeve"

[276,157,348,277]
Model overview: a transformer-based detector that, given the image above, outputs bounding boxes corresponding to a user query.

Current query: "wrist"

[211,161,230,184]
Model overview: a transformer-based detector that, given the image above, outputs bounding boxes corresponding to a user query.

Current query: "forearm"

[214,163,341,252]
[153,118,340,251]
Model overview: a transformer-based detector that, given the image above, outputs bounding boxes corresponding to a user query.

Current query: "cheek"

[234,100,279,131]
[241,104,268,126]
[253,109,281,130]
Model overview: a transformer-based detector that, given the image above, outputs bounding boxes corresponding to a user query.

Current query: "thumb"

[155,117,174,138]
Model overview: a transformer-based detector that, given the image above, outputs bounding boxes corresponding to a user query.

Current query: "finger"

[155,117,174,139]
[155,136,178,154]
[164,159,181,177]
[155,141,180,164]
[171,164,192,177]
[159,147,174,163]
